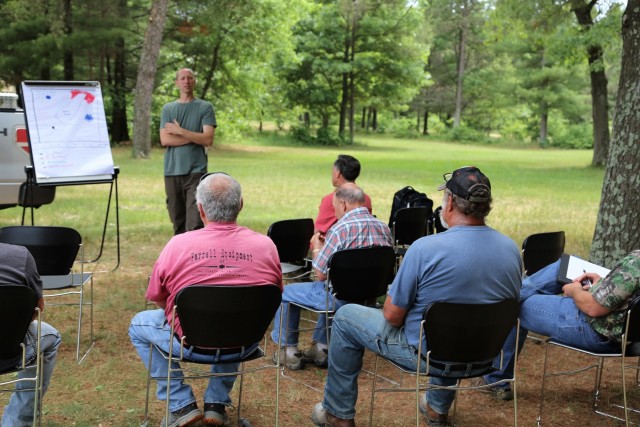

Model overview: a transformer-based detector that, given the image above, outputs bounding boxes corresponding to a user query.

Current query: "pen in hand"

[581,269,592,289]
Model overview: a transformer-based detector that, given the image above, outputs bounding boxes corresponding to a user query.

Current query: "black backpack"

[388,186,434,230]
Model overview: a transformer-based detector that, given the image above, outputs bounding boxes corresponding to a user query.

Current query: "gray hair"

[335,185,365,205]
[175,68,195,79]
[446,188,492,220]
[196,173,242,222]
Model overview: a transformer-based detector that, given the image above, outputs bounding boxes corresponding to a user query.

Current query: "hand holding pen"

[577,270,602,290]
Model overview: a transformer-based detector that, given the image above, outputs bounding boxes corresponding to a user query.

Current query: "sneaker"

[470,376,514,401]
[272,347,304,370]
[301,342,328,367]
[203,403,230,426]
[161,402,203,427]
[310,402,355,427]
[419,396,451,427]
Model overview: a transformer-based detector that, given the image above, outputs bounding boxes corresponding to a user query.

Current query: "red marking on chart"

[70,90,95,104]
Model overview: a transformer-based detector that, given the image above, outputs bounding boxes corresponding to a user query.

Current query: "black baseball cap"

[437,166,491,203]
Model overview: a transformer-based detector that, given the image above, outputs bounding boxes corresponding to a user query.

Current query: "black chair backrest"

[328,246,396,304]
[267,218,314,263]
[0,226,81,276]
[423,299,519,364]
[0,284,37,365]
[625,295,640,343]
[522,231,565,276]
[393,207,429,246]
[175,284,282,348]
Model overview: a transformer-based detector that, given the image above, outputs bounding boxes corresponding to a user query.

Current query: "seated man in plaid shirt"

[270,183,392,370]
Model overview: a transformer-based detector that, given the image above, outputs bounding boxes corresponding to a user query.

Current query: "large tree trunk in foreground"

[590,0,640,267]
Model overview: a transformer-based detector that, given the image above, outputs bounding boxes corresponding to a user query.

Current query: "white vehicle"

[0,92,55,210]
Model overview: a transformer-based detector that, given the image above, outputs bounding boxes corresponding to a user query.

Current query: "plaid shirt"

[312,206,392,276]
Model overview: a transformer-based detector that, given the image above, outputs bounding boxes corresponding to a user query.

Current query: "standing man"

[129,173,282,427]
[0,243,61,427]
[311,167,522,427]
[272,183,392,371]
[314,155,373,236]
[160,68,217,235]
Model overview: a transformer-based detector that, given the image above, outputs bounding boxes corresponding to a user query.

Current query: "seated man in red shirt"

[129,173,282,427]
[315,154,372,236]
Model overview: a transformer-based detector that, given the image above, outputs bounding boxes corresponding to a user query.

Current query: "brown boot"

[311,402,355,427]
[419,396,451,427]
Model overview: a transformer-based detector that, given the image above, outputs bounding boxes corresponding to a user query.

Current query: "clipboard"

[557,254,611,284]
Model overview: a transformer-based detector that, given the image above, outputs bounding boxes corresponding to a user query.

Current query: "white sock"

[316,343,328,352]
[285,346,299,357]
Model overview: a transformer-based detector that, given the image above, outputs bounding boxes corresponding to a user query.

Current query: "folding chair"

[267,218,314,283]
[143,284,283,427]
[0,284,43,427]
[537,296,640,427]
[392,207,429,250]
[521,231,565,276]
[369,299,520,427]
[282,246,396,391]
[0,226,94,363]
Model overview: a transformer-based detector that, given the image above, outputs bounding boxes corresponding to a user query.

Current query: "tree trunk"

[366,107,372,131]
[372,108,377,130]
[571,0,611,167]
[200,41,222,99]
[63,0,74,80]
[423,111,429,135]
[338,31,350,137]
[132,0,169,159]
[361,107,366,129]
[590,0,640,266]
[452,5,469,129]
[110,35,129,143]
[539,108,548,146]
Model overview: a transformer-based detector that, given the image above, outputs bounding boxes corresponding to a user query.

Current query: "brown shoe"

[311,402,355,427]
[419,396,451,427]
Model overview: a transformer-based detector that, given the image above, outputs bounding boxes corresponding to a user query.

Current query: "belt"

[185,345,244,356]
[421,356,493,374]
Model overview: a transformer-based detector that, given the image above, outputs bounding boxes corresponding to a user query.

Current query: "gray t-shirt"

[161,98,217,176]
[0,242,42,299]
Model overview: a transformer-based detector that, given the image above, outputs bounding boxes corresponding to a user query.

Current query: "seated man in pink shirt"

[129,173,282,427]
[315,154,372,236]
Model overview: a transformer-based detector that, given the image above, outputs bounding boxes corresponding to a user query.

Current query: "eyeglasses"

[199,171,230,182]
[442,173,452,185]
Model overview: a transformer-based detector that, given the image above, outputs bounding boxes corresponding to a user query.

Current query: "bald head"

[196,173,242,223]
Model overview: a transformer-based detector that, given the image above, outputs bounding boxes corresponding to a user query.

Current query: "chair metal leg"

[77,276,95,365]
[368,354,380,427]
[537,342,552,426]
[143,343,154,427]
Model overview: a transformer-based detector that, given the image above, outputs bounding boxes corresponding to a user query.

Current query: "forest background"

[0,0,625,156]
[3,0,638,266]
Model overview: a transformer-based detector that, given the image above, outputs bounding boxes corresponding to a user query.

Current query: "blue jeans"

[321,304,487,419]
[128,309,258,412]
[270,281,345,346]
[484,260,620,386]
[2,321,61,427]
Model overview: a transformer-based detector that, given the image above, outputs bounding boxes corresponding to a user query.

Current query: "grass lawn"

[1,132,630,426]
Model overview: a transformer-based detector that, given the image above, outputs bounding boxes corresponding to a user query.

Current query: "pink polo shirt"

[147,222,283,337]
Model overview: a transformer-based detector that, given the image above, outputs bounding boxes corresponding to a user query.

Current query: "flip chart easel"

[20,80,120,270]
